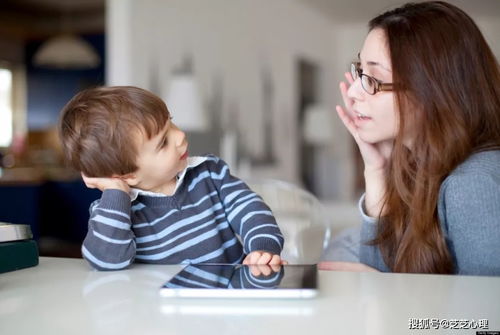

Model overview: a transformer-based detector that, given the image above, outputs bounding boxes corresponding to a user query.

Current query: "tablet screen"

[160,264,318,299]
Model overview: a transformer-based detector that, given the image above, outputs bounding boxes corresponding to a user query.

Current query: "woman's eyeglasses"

[350,62,394,95]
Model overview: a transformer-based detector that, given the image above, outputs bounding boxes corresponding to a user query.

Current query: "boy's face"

[127,118,189,194]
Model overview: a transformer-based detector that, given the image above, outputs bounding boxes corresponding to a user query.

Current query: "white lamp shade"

[33,35,101,69]
[303,104,334,145]
[165,74,209,131]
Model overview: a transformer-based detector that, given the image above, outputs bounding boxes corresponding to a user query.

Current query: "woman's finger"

[339,81,354,115]
[337,106,384,167]
[345,71,354,85]
[336,105,358,138]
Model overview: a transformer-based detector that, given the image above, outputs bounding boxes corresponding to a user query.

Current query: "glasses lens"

[361,75,376,95]
[351,63,359,80]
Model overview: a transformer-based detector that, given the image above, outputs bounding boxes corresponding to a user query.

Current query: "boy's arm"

[165,265,234,289]
[82,189,136,270]
[205,156,284,257]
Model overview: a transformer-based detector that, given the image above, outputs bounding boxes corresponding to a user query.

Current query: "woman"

[321,1,500,275]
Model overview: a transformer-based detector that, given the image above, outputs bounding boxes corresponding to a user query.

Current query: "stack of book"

[0,223,39,273]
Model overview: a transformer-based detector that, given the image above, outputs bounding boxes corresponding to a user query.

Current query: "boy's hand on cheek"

[81,173,130,193]
[243,251,287,266]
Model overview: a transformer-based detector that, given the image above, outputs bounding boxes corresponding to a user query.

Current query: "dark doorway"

[297,59,319,194]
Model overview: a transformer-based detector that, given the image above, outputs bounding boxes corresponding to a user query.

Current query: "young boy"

[58,86,284,270]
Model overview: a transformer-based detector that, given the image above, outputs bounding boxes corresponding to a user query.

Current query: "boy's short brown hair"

[58,86,170,177]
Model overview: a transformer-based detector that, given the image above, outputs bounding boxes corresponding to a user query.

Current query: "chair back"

[245,178,331,264]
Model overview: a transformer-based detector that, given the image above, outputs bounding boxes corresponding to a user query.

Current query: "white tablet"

[160,264,318,299]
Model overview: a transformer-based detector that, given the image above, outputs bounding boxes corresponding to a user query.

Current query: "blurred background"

[1,0,499,257]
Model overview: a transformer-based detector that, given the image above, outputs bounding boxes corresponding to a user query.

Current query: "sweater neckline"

[129,156,207,201]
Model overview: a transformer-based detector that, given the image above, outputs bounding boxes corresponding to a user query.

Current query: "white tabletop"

[1,257,499,335]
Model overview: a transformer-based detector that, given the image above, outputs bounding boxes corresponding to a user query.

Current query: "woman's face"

[348,28,398,144]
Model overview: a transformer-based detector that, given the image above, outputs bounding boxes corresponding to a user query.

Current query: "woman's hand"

[337,72,393,173]
[337,72,393,216]
[81,173,130,193]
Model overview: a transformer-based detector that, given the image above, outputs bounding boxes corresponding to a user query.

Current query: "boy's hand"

[81,173,130,193]
[247,264,282,277]
[243,251,287,266]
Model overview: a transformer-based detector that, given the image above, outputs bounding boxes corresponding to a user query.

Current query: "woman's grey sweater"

[359,150,500,275]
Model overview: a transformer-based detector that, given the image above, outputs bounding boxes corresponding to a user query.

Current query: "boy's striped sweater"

[82,155,284,270]
[164,264,284,289]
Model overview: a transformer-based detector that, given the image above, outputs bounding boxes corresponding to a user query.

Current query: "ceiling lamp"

[33,34,101,70]
[303,104,334,146]
[164,57,209,131]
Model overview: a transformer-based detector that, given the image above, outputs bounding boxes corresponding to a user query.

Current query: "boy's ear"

[113,173,138,186]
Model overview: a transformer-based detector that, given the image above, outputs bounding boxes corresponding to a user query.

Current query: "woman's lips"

[353,109,371,119]
[353,111,372,127]
[353,110,372,121]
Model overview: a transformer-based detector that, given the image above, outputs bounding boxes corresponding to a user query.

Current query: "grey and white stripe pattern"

[164,264,284,289]
[82,155,284,270]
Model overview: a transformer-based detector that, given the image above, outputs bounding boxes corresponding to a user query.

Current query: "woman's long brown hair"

[368,1,500,273]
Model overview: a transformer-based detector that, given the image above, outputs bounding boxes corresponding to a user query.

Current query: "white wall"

[477,17,500,59]
[106,0,500,201]
[326,22,368,200]
[106,0,352,197]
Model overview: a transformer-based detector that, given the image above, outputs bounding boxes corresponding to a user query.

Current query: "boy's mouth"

[180,151,188,160]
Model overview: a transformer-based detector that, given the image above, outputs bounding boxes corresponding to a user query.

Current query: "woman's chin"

[358,132,394,145]
[358,134,381,144]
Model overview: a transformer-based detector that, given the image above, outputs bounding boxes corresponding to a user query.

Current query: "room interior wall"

[106,0,348,198]
[106,0,500,201]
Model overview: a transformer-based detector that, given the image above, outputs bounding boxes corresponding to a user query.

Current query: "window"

[0,67,13,147]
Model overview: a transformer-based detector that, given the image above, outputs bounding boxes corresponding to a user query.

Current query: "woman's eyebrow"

[366,60,392,73]
[358,53,391,73]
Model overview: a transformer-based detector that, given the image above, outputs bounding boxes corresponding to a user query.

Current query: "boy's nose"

[176,128,186,147]
[170,122,186,146]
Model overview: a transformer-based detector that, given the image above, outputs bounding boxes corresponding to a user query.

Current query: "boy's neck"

[136,178,177,196]
[155,180,177,196]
